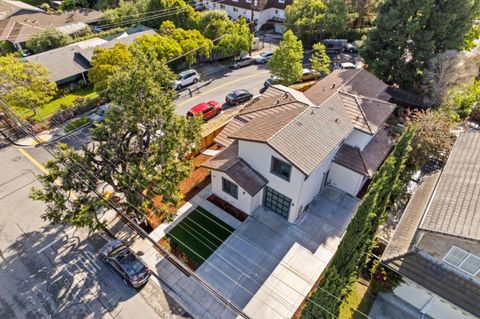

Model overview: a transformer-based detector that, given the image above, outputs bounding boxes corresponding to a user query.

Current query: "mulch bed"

[207,194,248,222]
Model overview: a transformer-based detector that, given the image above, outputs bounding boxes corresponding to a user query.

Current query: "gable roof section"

[333,144,368,175]
[420,132,480,241]
[214,86,307,147]
[0,9,103,43]
[24,37,107,82]
[202,142,267,196]
[304,69,389,106]
[0,0,43,20]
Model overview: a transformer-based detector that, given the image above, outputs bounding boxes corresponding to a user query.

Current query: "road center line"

[17,148,48,174]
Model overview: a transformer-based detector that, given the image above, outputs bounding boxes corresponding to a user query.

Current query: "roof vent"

[276,99,280,104]
[331,83,336,89]
[283,92,288,99]
[310,109,315,115]
[335,118,339,122]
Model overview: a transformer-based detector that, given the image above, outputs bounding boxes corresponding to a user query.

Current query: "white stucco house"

[203,69,397,223]
[203,0,292,32]
[370,132,480,319]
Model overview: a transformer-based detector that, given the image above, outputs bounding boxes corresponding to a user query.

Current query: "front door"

[263,186,291,219]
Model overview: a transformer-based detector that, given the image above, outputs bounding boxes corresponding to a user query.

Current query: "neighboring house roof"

[24,37,107,82]
[420,132,480,241]
[0,0,43,20]
[209,0,293,11]
[304,69,390,106]
[386,251,480,318]
[76,29,156,63]
[0,9,103,44]
[202,141,268,196]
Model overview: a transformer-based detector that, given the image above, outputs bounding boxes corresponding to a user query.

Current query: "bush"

[73,27,128,43]
[26,28,72,54]
[64,116,89,132]
[48,95,107,128]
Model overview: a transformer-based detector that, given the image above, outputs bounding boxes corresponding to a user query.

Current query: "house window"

[275,9,279,14]
[233,7,238,11]
[270,157,291,181]
[222,177,238,199]
[220,4,225,8]
[444,246,480,276]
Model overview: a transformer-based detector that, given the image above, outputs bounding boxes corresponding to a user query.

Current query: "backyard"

[162,206,234,270]
[17,87,99,122]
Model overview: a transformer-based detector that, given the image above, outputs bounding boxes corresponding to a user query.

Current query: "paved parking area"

[196,186,360,318]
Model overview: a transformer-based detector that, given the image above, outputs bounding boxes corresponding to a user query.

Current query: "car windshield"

[95,108,105,116]
[261,52,270,57]
[232,90,243,96]
[115,249,147,277]
[176,74,183,80]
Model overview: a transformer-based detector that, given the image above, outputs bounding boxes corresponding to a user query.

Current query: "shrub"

[64,116,89,132]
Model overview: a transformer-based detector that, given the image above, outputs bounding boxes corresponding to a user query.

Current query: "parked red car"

[186,101,222,120]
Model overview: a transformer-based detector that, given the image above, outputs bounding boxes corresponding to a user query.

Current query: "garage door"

[264,187,291,218]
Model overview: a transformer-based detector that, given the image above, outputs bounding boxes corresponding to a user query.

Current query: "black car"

[226,89,253,105]
[99,240,151,288]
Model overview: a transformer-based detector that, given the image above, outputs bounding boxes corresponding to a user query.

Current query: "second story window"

[222,177,238,199]
[444,246,480,276]
[270,157,291,181]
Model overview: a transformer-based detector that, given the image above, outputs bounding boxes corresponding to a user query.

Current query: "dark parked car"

[230,56,254,69]
[99,240,151,288]
[226,89,253,105]
[187,100,222,120]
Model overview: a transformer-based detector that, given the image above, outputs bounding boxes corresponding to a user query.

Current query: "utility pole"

[249,0,257,56]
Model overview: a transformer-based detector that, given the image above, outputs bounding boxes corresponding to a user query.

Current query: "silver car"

[254,51,273,64]
[230,56,254,69]
[171,69,200,90]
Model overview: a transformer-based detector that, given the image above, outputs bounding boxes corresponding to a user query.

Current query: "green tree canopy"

[198,10,234,40]
[285,0,354,46]
[215,17,253,57]
[159,20,213,66]
[32,50,202,230]
[0,55,57,113]
[268,30,304,85]
[26,28,72,54]
[89,43,134,92]
[133,33,183,61]
[309,42,331,75]
[362,0,480,89]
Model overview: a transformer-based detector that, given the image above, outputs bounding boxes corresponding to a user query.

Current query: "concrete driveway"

[196,186,360,319]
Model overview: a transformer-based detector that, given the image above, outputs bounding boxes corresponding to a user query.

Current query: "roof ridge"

[339,90,393,104]
[238,96,297,116]
[266,105,312,142]
[356,145,371,176]
[352,94,373,134]
[337,68,363,91]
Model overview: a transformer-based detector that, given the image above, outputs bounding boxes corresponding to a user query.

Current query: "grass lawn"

[165,206,233,268]
[339,281,376,319]
[18,87,99,122]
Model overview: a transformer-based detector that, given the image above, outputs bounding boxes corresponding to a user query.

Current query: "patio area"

[196,186,360,318]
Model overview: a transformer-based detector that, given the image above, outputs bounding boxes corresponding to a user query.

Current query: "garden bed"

[148,153,212,228]
[160,206,234,270]
[207,194,248,222]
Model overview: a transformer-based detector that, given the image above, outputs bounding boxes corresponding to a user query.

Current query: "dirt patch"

[148,154,212,229]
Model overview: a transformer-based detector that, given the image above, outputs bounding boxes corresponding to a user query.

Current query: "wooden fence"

[187,122,228,159]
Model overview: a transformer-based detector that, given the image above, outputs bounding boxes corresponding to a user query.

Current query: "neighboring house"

[23,28,156,85]
[204,0,292,33]
[0,0,43,19]
[0,0,104,49]
[371,132,480,319]
[203,69,397,223]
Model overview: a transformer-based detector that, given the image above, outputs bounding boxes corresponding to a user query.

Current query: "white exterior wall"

[204,3,286,31]
[328,162,364,196]
[344,129,372,151]
[211,171,262,214]
[238,140,305,222]
[393,281,476,319]
[296,145,341,220]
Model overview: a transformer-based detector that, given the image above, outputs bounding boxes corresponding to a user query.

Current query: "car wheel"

[177,84,182,90]
[193,78,198,84]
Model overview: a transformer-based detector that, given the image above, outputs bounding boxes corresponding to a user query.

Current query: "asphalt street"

[0,145,189,319]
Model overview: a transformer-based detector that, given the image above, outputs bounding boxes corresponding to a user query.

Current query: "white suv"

[171,69,200,90]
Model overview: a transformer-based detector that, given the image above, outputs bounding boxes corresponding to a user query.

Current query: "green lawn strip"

[339,281,375,319]
[64,116,89,132]
[166,207,233,266]
[15,88,99,122]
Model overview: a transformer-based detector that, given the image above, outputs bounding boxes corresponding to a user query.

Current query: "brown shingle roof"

[333,144,368,175]
[304,69,390,106]
[420,132,480,241]
[202,141,267,196]
[0,9,103,43]
[385,251,480,318]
